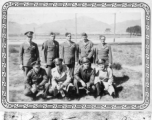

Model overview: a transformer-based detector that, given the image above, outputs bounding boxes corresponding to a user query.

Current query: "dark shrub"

[9,47,19,53]
[112,63,122,70]
[112,48,117,52]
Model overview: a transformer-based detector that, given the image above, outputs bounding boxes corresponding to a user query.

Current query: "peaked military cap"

[53,58,63,64]
[81,57,90,63]
[24,31,34,36]
[31,60,41,66]
[81,32,87,36]
[97,59,106,64]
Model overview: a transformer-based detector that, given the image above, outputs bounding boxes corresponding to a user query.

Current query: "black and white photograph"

[8,7,144,102]
[0,1,151,110]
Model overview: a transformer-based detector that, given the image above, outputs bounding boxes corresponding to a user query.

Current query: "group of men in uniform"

[19,31,115,100]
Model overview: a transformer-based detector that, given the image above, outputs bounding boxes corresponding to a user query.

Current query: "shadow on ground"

[113,75,129,98]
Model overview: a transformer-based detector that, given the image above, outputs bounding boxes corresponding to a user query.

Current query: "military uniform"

[20,42,39,67]
[19,41,39,77]
[60,41,78,77]
[74,65,95,95]
[42,40,59,66]
[48,65,74,97]
[78,40,94,63]
[24,67,49,98]
[19,31,39,77]
[95,43,112,65]
[94,67,115,96]
[42,39,59,82]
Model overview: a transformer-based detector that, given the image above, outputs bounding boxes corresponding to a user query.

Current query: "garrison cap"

[24,31,34,36]
[97,59,106,64]
[81,32,87,36]
[53,58,63,64]
[81,57,90,64]
[31,60,41,66]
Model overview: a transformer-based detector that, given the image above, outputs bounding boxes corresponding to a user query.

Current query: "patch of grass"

[119,85,143,100]
[118,50,123,53]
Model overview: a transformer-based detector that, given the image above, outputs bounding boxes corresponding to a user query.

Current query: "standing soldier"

[42,32,59,83]
[19,31,39,77]
[60,32,78,77]
[95,35,113,67]
[78,32,94,64]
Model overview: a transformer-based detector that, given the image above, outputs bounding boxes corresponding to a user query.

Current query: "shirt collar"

[82,66,90,72]
[56,66,63,74]
[66,40,72,46]
[83,39,89,45]
[99,67,107,72]
[33,68,41,74]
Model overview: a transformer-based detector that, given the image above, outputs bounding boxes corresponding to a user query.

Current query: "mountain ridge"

[8,16,141,35]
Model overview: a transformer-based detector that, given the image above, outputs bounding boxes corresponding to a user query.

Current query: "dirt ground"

[3,111,151,120]
[8,44,143,102]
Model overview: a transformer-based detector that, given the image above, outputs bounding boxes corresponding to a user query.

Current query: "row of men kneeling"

[24,57,116,101]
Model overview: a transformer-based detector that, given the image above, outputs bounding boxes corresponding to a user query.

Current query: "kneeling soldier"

[48,58,75,100]
[74,57,96,97]
[24,60,49,100]
[95,59,116,98]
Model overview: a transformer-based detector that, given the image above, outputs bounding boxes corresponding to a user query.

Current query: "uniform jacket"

[25,68,48,88]
[95,43,112,64]
[78,40,94,60]
[74,65,95,85]
[19,41,39,67]
[42,40,59,65]
[60,41,78,65]
[51,65,71,87]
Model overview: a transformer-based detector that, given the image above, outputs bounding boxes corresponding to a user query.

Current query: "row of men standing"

[19,31,113,99]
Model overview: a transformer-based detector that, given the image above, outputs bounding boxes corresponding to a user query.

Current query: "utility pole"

[34,27,36,39]
[75,13,77,42]
[114,13,116,42]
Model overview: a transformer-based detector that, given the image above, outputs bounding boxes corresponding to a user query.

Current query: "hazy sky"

[8,7,142,25]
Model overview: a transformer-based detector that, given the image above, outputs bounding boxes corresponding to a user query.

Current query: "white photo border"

[1,1,150,110]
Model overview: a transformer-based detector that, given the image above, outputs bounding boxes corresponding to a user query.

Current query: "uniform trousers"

[47,83,75,98]
[66,64,75,78]
[23,66,32,77]
[94,79,115,96]
[73,79,96,95]
[24,83,50,98]
[46,63,55,83]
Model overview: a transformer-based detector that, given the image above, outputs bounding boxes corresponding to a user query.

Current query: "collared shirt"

[42,39,59,65]
[51,65,71,87]
[19,41,39,67]
[74,65,95,84]
[60,41,78,64]
[25,68,48,86]
[78,39,94,59]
